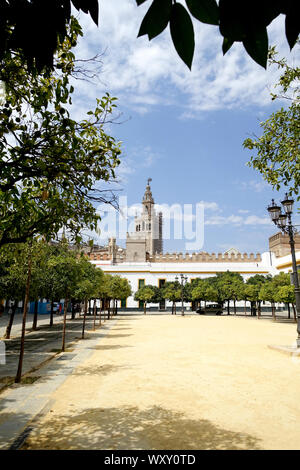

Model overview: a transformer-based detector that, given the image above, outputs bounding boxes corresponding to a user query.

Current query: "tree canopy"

[0,18,121,247]
[244,45,300,201]
[0,1,298,72]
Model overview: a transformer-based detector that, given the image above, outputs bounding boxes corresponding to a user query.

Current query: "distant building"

[87,180,300,310]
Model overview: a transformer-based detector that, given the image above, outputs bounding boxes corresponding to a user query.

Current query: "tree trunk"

[15,252,32,383]
[50,299,54,327]
[287,303,291,319]
[71,300,76,320]
[5,300,17,339]
[32,299,38,330]
[174,302,176,315]
[115,299,118,316]
[257,301,261,319]
[82,299,88,339]
[227,300,230,315]
[99,300,102,326]
[61,297,68,352]
[93,299,97,331]
[144,301,146,315]
[244,301,247,315]
[108,300,110,320]
[272,302,276,321]
[234,299,236,315]
[103,299,106,322]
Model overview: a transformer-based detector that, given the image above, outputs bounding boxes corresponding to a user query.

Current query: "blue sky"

[70,1,299,255]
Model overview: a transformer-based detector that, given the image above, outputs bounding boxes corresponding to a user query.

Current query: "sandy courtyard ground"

[23,314,300,450]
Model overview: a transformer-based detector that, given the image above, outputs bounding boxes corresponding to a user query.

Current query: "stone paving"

[0,309,298,450]
[0,311,110,388]
[0,316,117,449]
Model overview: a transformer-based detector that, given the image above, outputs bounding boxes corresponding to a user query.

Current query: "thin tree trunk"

[99,300,102,326]
[144,301,146,315]
[257,301,261,319]
[287,303,291,319]
[71,300,76,320]
[5,300,17,339]
[50,299,54,327]
[272,302,276,321]
[15,252,32,383]
[244,300,247,315]
[227,300,230,315]
[103,299,106,322]
[61,297,68,352]
[82,299,88,339]
[108,300,111,320]
[32,300,38,330]
[93,299,97,331]
[234,299,236,315]
[115,299,118,316]
[172,301,174,315]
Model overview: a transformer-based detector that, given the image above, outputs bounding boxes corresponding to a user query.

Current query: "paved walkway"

[1,313,299,450]
[0,312,110,389]
[0,317,117,449]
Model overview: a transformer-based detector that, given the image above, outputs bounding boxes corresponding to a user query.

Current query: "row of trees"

[134,271,297,319]
[0,240,131,382]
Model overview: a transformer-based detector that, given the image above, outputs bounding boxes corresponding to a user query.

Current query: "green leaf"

[186,0,219,25]
[138,0,172,40]
[170,3,195,69]
[285,2,300,50]
[222,36,234,55]
[243,27,268,68]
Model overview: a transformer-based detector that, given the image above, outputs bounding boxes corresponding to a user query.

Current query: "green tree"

[215,271,243,315]
[244,45,300,200]
[109,275,132,316]
[0,18,121,247]
[134,285,156,314]
[246,274,272,316]
[47,249,82,351]
[162,281,181,314]
[275,285,296,321]
[73,256,103,338]
[259,281,278,320]
[0,244,28,338]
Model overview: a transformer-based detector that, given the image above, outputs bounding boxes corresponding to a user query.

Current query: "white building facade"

[88,181,300,311]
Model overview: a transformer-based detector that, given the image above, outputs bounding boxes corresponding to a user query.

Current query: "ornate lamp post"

[267,194,300,347]
[175,274,188,316]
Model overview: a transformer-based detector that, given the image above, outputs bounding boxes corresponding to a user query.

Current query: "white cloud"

[70,2,296,119]
[239,180,270,193]
[238,209,250,214]
[205,214,271,226]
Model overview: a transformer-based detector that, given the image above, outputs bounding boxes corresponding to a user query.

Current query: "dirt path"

[22,314,300,450]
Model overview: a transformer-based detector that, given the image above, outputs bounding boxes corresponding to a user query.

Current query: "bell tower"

[142,178,154,218]
[126,179,163,261]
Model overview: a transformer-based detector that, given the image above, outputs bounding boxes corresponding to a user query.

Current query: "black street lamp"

[175,274,188,316]
[267,194,300,347]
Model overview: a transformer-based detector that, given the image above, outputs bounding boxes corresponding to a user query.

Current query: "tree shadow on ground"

[71,364,128,377]
[103,334,133,339]
[0,396,33,449]
[89,344,132,351]
[22,405,261,450]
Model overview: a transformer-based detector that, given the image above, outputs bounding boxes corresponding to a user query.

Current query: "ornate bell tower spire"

[142,178,154,218]
[126,178,163,261]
